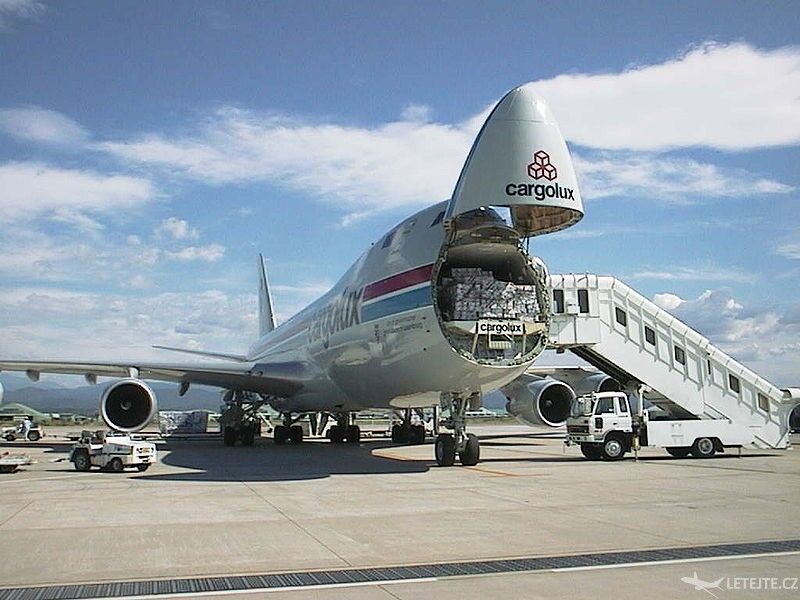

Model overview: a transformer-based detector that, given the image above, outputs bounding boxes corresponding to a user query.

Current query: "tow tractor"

[2,418,43,442]
[70,430,157,472]
[565,391,755,460]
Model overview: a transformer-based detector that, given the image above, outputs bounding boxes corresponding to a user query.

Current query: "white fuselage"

[245,201,535,413]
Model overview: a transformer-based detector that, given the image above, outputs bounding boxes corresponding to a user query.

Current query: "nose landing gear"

[435,393,480,467]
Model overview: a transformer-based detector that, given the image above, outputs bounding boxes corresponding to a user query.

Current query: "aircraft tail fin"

[258,254,276,337]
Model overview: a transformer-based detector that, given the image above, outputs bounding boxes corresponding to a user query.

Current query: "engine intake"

[503,377,574,428]
[100,379,157,432]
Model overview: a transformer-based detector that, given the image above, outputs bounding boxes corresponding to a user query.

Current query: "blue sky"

[0,1,798,385]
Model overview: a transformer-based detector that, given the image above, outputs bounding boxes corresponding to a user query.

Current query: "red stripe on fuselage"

[363,264,434,302]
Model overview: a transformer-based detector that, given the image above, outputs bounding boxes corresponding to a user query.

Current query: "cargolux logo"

[527,150,557,181]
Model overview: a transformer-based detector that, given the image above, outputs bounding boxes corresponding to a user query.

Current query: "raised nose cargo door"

[444,85,583,237]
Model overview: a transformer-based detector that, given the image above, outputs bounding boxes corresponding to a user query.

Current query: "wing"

[0,359,306,397]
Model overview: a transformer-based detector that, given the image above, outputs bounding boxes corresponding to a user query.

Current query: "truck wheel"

[5,433,16,442]
[73,451,91,472]
[691,437,716,458]
[580,443,602,460]
[435,434,456,467]
[602,436,626,461]
[109,457,124,473]
[136,464,150,472]
[223,427,236,447]
[289,425,304,444]
[459,434,480,466]
[666,447,691,458]
[27,431,41,442]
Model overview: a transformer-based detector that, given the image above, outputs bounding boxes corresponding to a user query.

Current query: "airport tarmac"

[0,424,798,599]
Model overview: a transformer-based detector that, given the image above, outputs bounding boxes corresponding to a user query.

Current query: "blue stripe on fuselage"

[361,286,432,322]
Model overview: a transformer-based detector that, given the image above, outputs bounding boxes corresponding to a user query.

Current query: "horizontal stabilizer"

[153,345,248,362]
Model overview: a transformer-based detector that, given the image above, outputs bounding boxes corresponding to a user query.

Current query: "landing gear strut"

[219,391,266,446]
[435,393,480,467]
[390,409,426,444]
[327,413,361,444]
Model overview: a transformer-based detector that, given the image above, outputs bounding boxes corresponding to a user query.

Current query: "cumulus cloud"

[630,264,755,284]
[652,289,800,386]
[164,244,225,262]
[0,0,44,29]
[155,217,200,241]
[775,241,800,260]
[0,106,89,145]
[0,161,158,223]
[528,42,800,151]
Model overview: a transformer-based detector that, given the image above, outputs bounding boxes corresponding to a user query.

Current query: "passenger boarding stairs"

[548,274,798,449]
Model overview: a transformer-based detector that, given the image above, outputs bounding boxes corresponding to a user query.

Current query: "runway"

[1,425,798,599]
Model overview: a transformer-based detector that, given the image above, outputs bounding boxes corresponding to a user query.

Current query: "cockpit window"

[430,210,445,227]
[381,230,395,249]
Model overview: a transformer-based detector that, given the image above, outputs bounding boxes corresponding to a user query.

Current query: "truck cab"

[566,392,634,460]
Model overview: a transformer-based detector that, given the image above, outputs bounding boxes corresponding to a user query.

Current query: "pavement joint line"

[2,539,799,600]
[0,499,32,529]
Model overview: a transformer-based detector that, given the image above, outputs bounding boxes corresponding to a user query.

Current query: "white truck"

[70,430,157,472]
[565,391,754,461]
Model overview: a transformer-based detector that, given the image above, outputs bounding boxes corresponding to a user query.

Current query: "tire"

[346,424,361,444]
[329,425,345,444]
[459,433,480,466]
[136,464,150,472]
[73,451,91,472]
[223,427,237,446]
[435,434,456,467]
[691,437,716,458]
[580,443,602,460]
[666,447,691,458]
[391,424,402,443]
[411,425,426,445]
[5,433,16,442]
[289,425,304,444]
[27,431,41,442]
[601,436,626,461]
[273,425,288,445]
[241,428,255,446]
[109,457,124,473]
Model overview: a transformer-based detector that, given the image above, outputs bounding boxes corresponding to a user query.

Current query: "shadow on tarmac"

[138,437,432,482]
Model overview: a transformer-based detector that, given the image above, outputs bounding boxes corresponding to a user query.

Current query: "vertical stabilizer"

[258,254,276,336]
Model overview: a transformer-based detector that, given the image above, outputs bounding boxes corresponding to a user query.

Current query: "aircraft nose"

[493,85,555,123]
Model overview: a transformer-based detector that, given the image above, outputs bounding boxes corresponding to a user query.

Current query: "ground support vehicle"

[70,430,157,472]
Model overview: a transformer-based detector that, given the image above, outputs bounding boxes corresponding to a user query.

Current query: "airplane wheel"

[346,425,361,444]
[109,457,124,473]
[289,425,304,444]
[691,437,716,458]
[391,424,402,443]
[241,426,255,446]
[411,425,425,445]
[73,451,91,472]
[580,443,602,460]
[435,434,456,467]
[459,433,480,466]
[223,427,237,446]
[273,425,288,445]
[601,436,626,461]
[666,447,691,458]
[330,425,345,444]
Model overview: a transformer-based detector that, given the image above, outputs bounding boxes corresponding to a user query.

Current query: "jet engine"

[571,372,622,396]
[502,377,574,428]
[100,378,157,432]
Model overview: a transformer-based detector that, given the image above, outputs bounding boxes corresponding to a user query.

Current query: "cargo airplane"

[0,86,587,467]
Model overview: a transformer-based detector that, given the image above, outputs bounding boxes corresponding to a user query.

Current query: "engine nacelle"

[571,372,621,396]
[100,378,157,432]
[502,377,574,428]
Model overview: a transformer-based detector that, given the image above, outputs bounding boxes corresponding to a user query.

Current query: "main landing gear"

[435,394,480,467]
[390,409,426,445]
[327,413,361,444]
[220,391,265,446]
